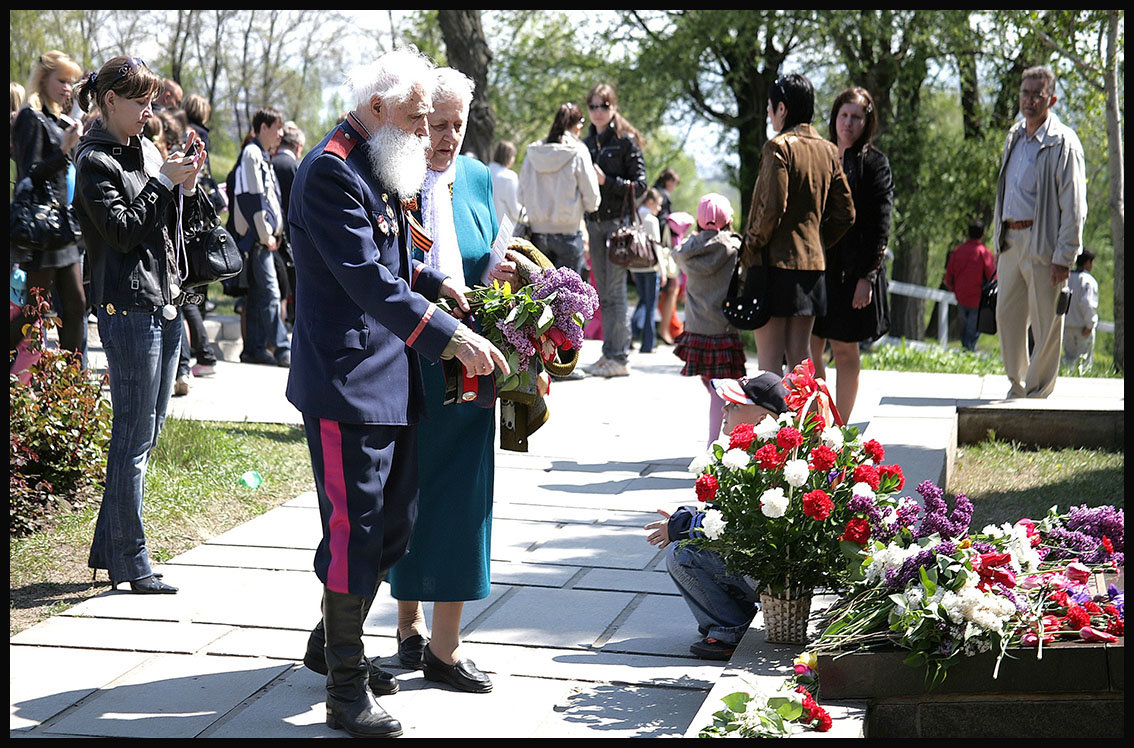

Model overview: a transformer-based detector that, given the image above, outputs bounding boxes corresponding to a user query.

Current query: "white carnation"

[821,426,845,450]
[722,448,751,471]
[852,482,876,501]
[783,459,810,488]
[688,452,713,474]
[760,487,789,518]
[778,411,796,425]
[702,509,727,540]
[754,415,781,441]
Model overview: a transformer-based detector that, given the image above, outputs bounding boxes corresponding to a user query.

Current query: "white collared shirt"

[1001,115,1050,222]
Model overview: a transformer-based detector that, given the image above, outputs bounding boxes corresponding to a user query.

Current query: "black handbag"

[721,244,773,330]
[977,276,997,335]
[183,223,243,289]
[9,177,77,253]
[607,186,658,270]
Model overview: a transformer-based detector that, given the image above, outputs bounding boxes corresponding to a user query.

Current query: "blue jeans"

[244,243,289,358]
[631,271,658,353]
[586,218,631,364]
[667,541,759,645]
[957,304,980,351]
[89,305,181,583]
[531,232,585,277]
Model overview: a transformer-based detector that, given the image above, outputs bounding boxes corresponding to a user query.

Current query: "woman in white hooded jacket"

[517,102,600,276]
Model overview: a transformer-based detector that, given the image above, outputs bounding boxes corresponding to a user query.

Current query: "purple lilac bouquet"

[449,246,597,391]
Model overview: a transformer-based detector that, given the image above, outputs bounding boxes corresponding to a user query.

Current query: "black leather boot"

[303,574,398,695]
[322,589,403,738]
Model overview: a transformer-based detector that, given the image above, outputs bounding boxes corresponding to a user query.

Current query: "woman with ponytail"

[73,57,213,594]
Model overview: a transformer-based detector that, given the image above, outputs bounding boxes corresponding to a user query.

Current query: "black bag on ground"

[721,244,772,331]
[978,276,998,335]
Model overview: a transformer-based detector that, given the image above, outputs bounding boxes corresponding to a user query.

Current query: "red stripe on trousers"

[320,419,351,593]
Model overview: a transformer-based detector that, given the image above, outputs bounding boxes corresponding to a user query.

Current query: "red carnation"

[729,423,757,451]
[878,464,905,491]
[814,710,833,732]
[695,474,719,503]
[852,464,880,491]
[1065,606,1091,630]
[802,489,833,521]
[1106,617,1124,636]
[1105,604,1120,617]
[776,426,804,451]
[841,517,871,545]
[754,444,785,470]
[1083,601,1102,614]
[1101,536,1115,554]
[808,445,837,472]
[863,439,885,463]
[1050,589,1070,608]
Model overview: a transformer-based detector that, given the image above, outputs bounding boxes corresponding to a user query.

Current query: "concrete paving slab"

[495,466,640,498]
[450,641,724,688]
[190,569,322,629]
[282,490,318,508]
[10,618,231,655]
[204,506,321,549]
[601,594,700,657]
[171,543,314,572]
[491,501,610,526]
[597,509,669,528]
[59,565,254,622]
[43,654,293,738]
[465,587,635,649]
[204,626,401,667]
[524,524,664,571]
[165,360,301,426]
[489,560,579,588]
[361,584,507,636]
[10,647,149,731]
[531,679,705,738]
[571,568,680,596]
[490,518,568,561]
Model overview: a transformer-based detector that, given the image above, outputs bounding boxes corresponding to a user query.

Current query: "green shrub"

[9,294,112,536]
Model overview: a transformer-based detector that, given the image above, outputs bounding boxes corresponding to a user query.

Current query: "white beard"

[367,124,429,198]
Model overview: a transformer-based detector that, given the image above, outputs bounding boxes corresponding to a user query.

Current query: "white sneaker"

[583,357,609,374]
[594,359,630,378]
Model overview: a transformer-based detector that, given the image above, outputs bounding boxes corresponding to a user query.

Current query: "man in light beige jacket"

[992,66,1087,399]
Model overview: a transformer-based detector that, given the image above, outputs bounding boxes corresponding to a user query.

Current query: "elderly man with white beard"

[285,47,508,738]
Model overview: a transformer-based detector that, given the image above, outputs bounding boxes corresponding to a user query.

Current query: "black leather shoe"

[422,643,493,693]
[397,630,429,670]
[126,575,178,594]
[303,620,398,696]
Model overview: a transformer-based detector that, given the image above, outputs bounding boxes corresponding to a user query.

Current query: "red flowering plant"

[687,360,907,601]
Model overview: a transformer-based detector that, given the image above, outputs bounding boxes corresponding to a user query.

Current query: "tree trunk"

[438,9,495,163]
[1104,10,1123,371]
[958,49,981,140]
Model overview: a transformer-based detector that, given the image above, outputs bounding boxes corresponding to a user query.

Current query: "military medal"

[161,304,178,320]
[376,215,390,234]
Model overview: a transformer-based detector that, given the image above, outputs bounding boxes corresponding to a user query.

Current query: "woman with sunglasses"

[740,73,855,374]
[73,57,212,594]
[581,83,647,378]
[10,51,86,362]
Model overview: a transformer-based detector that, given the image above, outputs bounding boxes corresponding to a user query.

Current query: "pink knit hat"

[697,193,733,231]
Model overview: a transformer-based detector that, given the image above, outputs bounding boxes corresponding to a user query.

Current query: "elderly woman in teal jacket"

[386,67,518,694]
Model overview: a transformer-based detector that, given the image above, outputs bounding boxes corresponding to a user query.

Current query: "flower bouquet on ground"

[688,359,907,641]
[813,487,1124,686]
[699,652,833,738]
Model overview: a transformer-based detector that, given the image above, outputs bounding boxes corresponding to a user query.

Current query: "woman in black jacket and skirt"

[10,51,85,359]
[810,87,893,422]
[73,57,212,594]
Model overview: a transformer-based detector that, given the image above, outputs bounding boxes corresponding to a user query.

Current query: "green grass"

[948,437,1125,530]
[9,419,314,635]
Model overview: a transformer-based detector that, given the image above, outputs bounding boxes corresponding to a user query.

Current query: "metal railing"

[886,280,1115,346]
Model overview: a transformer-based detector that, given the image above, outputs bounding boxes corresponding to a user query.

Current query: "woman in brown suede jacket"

[741,73,854,373]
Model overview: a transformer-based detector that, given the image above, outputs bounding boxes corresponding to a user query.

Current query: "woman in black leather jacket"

[810,87,894,422]
[73,56,212,594]
[10,51,85,358]
[581,82,648,378]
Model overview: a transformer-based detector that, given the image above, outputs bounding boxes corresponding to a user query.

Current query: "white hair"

[349,46,435,110]
[432,67,475,114]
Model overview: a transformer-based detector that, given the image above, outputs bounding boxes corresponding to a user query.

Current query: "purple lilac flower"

[529,267,599,351]
[883,542,957,590]
[914,481,973,541]
[1001,587,1028,613]
[1044,528,1123,567]
[972,541,996,554]
[495,319,538,369]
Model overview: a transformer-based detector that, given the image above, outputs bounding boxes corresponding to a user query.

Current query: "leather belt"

[1004,220,1034,230]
